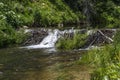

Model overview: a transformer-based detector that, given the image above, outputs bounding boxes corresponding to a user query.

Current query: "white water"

[25,29,60,49]
[23,28,77,49]
[23,28,99,49]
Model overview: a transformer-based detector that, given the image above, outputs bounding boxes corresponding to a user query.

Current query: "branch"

[98,30,113,42]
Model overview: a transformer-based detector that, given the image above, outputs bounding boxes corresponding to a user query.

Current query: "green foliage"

[1,0,120,28]
[63,0,120,28]
[80,46,120,80]
[0,19,25,48]
[0,0,80,48]
[91,63,120,80]
[94,0,120,28]
[0,0,120,47]
[56,33,87,50]
[79,31,120,80]
[0,2,24,28]
[5,11,23,28]
[0,0,80,27]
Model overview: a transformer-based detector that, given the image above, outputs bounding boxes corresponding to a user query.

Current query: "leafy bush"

[0,19,25,48]
[56,32,87,50]
[5,11,23,28]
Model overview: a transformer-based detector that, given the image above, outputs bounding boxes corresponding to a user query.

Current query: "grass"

[56,32,88,50]
[77,31,120,80]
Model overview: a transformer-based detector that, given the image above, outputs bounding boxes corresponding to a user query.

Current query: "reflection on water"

[0,48,87,80]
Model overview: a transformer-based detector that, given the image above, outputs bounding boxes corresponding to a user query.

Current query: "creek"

[0,47,88,80]
[0,28,115,80]
[0,28,90,80]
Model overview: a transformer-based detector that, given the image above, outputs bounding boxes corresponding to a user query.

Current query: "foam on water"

[22,28,95,49]
[25,29,60,49]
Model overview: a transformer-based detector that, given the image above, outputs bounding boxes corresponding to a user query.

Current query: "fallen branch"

[88,37,98,47]
[98,30,113,42]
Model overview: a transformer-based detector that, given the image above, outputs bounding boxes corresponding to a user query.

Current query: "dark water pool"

[0,48,85,80]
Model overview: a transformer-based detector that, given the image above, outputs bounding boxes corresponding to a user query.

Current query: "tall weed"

[79,30,120,80]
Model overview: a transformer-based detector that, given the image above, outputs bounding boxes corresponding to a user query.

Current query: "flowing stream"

[26,29,60,49]
[1,28,110,80]
[24,28,97,51]
[0,47,89,80]
[24,28,76,49]
[0,28,90,80]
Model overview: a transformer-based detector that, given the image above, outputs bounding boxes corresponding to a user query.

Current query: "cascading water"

[22,28,91,49]
[23,28,76,49]
[22,28,115,50]
[25,29,60,49]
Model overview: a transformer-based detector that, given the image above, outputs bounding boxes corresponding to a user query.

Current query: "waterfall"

[25,29,60,49]
[23,28,76,49]
[22,28,115,50]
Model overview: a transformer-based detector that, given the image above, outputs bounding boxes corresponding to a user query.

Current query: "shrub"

[33,10,42,27]
[5,11,23,28]
[0,19,25,48]
[56,32,87,50]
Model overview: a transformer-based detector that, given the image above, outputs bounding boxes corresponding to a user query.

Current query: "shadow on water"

[0,48,87,80]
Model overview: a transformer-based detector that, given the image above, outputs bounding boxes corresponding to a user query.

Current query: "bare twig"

[98,30,113,42]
